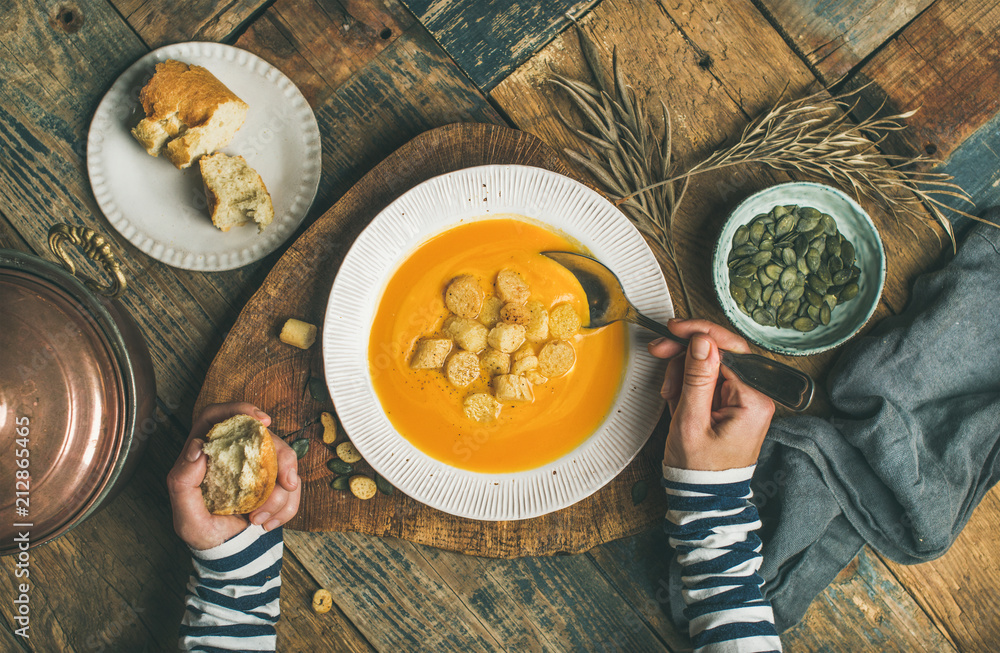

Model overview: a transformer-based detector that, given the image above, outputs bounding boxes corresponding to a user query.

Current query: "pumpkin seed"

[785,284,805,302]
[731,275,751,289]
[793,317,817,332]
[808,275,829,294]
[759,238,775,251]
[842,241,856,267]
[752,308,776,326]
[631,480,649,505]
[822,214,837,235]
[832,268,852,285]
[817,266,833,286]
[806,249,821,272]
[769,288,785,308]
[794,234,809,257]
[733,225,750,247]
[796,215,820,232]
[772,205,789,218]
[730,286,748,304]
[828,256,844,273]
[779,266,798,291]
[776,214,796,236]
[328,459,353,475]
[805,289,823,307]
[820,304,832,325]
[841,283,860,301]
[799,207,821,220]
[762,284,774,303]
[763,264,783,281]
[291,438,310,460]
[749,221,765,245]
[375,474,395,495]
[331,475,351,491]
[807,304,821,321]
[827,236,842,258]
[823,293,838,309]
[751,250,772,266]
[781,248,797,266]
[748,279,762,301]
[797,257,810,274]
[777,300,798,323]
[735,264,756,278]
[733,244,757,258]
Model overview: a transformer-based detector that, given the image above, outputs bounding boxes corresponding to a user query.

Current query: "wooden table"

[2,1,998,650]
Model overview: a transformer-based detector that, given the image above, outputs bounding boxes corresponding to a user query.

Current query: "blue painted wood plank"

[400,0,600,90]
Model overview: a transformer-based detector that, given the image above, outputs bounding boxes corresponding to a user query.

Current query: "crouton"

[500,302,530,325]
[336,441,362,464]
[445,275,484,318]
[511,355,538,376]
[493,374,534,403]
[349,475,377,500]
[464,393,502,422]
[444,316,488,353]
[479,296,504,327]
[512,342,535,361]
[525,370,548,386]
[549,303,582,339]
[445,351,480,387]
[524,301,549,342]
[410,338,452,369]
[487,323,526,354]
[480,348,510,377]
[279,318,317,349]
[496,269,530,304]
[538,340,576,378]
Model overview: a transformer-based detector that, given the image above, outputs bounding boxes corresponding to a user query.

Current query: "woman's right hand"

[648,319,775,471]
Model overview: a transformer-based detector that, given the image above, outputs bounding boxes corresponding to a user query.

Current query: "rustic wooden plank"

[400,0,600,90]
[287,530,669,651]
[881,487,1000,651]
[235,0,415,107]
[845,0,1000,162]
[110,0,270,48]
[754,0,935,84]
[587,531,958,651]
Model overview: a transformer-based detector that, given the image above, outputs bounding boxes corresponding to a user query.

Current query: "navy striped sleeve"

[663,463,782,653]
[179,524,284,652]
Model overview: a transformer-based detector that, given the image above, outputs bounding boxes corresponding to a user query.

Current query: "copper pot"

[1,225,155,555]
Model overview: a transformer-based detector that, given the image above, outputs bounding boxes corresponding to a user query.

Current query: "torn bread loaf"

[200,414,277,515]
[200,153,275,232]
[131,60,248,169]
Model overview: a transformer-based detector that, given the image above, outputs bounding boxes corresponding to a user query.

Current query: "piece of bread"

[523,301,549,342]
[480,348,510,377]
[410,338,452,369]
[200,415,277,515]
[538,340,576,378]
[445,275,484,318]
[496,269,530,304]
[493,374,534,403]
[200,153,275,232]
[132,60,248,169]
[478,296,504,327]
[445,351,480,387]
[463,393,502,422]
[487,323,526,354]
[549,303,582,339]
[443,316,488,353]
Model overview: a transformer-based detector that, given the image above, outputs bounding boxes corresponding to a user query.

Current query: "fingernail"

[264,519,281,532]
[252,512,271,525]
[650,337,666,346]
[288,468,299,488]
[661,377,672,398]
[186,440,202,462]
[691,336,710,360]
[253,409,268,420]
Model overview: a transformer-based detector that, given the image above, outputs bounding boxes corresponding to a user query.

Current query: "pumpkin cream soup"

[368,218,626,474]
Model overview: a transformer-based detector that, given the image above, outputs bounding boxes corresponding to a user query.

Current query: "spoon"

[543,251,815,412]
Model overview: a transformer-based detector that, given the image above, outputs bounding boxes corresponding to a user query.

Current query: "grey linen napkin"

[750,210,1000,630]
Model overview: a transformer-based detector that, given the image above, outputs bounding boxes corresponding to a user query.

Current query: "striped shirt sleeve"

[179,524,283,652]
[663,463,782,653]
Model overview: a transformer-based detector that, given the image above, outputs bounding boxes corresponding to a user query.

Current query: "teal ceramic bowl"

[711,182,886,356]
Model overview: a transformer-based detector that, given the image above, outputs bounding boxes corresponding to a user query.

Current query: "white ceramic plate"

[323,165,671,521]
[87,42,321,271]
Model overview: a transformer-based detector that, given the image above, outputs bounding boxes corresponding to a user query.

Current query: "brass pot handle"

[48,224,127,300]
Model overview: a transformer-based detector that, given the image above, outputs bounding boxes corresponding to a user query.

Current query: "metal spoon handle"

[632,313,814,412]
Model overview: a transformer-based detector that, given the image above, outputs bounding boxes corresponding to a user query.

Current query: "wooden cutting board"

[195,123,669,557]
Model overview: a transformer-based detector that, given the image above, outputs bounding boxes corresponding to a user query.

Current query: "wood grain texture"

[845,0,1000,162]
[400,0,599,90]
[109,0,270,48]
[195,122,673,557]
[587,533,958,652]
[235,0,415,106]
[286,529,670,651]
[755,0,934,83]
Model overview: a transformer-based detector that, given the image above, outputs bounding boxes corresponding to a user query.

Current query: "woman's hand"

[648,319,775,471]
[166,402,301,550]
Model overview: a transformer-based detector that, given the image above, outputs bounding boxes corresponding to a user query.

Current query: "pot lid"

[0,264,125,551]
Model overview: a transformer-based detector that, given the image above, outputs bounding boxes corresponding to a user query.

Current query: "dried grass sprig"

[552,35,693,315]
[621,86,980,252]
